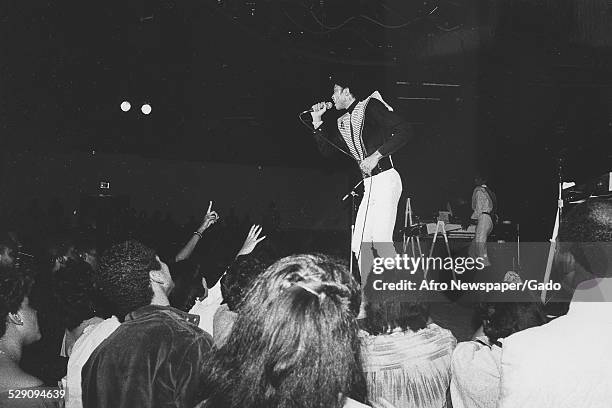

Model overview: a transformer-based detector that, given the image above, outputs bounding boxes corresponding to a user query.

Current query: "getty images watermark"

[357,241,612,301]
[368,253,562,294]
[372,254,487,275]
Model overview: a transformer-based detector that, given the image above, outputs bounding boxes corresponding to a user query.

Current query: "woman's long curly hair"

[200,253,366,408]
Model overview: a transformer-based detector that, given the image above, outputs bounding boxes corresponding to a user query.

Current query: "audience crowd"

[0,197,611,408]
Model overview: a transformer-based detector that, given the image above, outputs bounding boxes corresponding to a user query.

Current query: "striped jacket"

[313,91,413,163]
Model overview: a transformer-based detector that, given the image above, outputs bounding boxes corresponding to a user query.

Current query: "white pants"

[353,168,402,284]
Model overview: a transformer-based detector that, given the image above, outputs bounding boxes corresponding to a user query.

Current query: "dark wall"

[0,151,350,231]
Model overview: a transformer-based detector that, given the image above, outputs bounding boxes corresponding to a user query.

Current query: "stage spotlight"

[120,101,131,112]
[141,104,152,115]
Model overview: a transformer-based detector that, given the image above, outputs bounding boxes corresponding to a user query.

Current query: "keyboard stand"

[425,220,456,281]
[403,198,423,259]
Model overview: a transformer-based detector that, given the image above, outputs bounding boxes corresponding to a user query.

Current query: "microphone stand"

[516,223,521,272]
[343,179,363,282]
[299,106,361,277]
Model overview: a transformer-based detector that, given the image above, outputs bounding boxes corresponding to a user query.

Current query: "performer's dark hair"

[199,253,366,408]
[329,70,370,101]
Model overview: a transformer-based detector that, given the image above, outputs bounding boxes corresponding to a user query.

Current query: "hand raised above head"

[199,201,220,231]
[201,211,219,229]
[237,224,266,257]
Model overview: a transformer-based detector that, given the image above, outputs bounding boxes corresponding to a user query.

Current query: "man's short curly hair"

[0,266,33,338]
[97,240,160,318]
[558,199,612,277]
[559,199,612,243]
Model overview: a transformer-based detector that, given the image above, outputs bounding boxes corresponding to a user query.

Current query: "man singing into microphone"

[310,72,413,310]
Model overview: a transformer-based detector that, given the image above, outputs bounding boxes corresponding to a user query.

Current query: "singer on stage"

[309,72,413,294]
[469,175,497,266]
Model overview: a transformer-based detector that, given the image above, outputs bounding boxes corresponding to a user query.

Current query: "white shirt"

[498,278,612,408]
[471,185,493,220]
[344,398,372,408]
[188,276,224,335]
[451,338,502,408]
[64,316,120,408]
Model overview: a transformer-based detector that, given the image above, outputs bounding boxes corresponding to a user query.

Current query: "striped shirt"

[337,91,394,162]
[360,324,456,408]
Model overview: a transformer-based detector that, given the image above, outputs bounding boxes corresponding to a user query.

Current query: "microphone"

[301,102,333,114]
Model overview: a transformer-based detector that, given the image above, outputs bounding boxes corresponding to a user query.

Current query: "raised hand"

[198,201,219,232]
[237,224,266,257]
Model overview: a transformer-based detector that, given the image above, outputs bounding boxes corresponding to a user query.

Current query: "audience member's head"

[479,299,547,345]
[558,199,612,279]
[45,235,78,272]
[201,253,365,408]
[96,240,170,318]
[559,198,612,243]
[0,233,18,267]
[364,296,430,335]
[76,237,100,272]
[53,260,102,331]
[221,256,270,312]
[0,266,41,349]
[169,260,204,312]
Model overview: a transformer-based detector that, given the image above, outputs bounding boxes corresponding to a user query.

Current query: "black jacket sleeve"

[311,120,344,157]
[366,98,413,156]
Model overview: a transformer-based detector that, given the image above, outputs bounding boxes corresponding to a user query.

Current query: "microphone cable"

[297,111,357,161]
[298,108,377,278]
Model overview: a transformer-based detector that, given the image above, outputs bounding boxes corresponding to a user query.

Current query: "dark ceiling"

[1,0,612,173]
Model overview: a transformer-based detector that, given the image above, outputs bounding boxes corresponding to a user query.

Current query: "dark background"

[1,0,612,240]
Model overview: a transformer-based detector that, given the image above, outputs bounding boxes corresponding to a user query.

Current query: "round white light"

[120,101,131,112]
[141,104,152,115]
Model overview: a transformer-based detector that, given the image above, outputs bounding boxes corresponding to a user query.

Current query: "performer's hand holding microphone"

[309,101,332,122]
